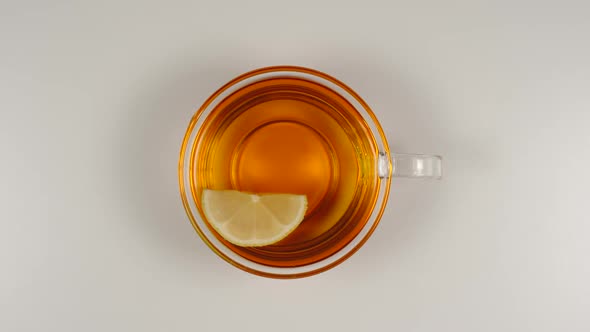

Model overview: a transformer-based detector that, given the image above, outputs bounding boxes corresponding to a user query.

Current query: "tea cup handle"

[379,152,442,179]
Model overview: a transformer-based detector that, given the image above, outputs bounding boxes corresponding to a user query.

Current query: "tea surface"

[192,77,380,266]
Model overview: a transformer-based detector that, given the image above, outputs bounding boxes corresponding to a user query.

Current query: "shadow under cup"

[179,66,392,278]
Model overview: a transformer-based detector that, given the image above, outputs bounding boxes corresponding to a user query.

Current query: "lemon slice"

[201,189,308,247]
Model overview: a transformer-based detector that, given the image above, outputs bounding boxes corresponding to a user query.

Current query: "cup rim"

[179,66,392,278]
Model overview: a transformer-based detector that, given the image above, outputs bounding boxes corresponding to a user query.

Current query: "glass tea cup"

[179,66,441,278]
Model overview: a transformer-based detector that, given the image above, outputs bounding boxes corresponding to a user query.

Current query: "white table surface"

[2,1,589,331]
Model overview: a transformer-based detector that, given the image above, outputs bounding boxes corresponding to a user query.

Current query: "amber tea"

[191,72,382,267]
